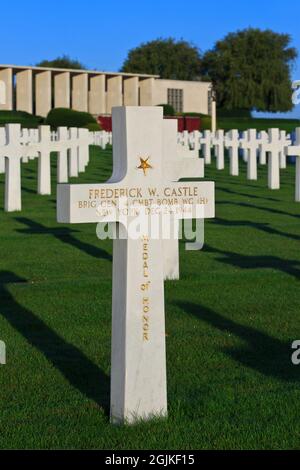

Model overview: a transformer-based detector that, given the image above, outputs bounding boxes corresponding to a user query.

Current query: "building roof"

[0,64,159,79]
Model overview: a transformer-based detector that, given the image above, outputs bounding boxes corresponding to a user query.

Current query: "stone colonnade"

[0,66,157,117]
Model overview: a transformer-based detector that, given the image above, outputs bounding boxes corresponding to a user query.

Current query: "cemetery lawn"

[0,146,300,450]
[217,117,300,132]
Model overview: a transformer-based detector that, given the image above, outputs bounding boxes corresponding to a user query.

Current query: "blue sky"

[1,0,300,117]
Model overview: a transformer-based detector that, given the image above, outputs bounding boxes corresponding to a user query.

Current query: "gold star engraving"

[137,157,153,176]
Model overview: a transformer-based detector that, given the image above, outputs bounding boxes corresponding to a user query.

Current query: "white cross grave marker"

[200,130,212,165]
[225,129,239,176]
[182,130,189,149]
[239,131,248,162]
[57,107,215,424]
[0,128,5,174]
[286,128,300,202]
[265,128,282,190]
[162,119,204,280]
[190,130,201,152]
[279,130,291,170]
[20,128,30,163]
[212,130,225,170]
[240,129,260,180]
[68,127,79,178]
[56,127,69,184]
[37,126,51,195]
[0,124,23,212]
[78,128,90,172]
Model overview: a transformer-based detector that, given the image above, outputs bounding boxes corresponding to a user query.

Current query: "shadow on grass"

[217,186,280,202]
[214,217,300,242]
[23,176,35,182]
[176,301,299,383]
[21,187,37,194]
[217,200,300,219]
[0,270,110,414]
[213,177,264,190]
[15,217,112,262]
[204,244,300,280]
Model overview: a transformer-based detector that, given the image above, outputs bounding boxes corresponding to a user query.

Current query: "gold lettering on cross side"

[141,235,150,342]
[76,186,209,215]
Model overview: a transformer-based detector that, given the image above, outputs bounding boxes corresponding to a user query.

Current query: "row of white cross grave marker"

[0,125,112,211]
[1,123,300,214]
[178,128,300,200]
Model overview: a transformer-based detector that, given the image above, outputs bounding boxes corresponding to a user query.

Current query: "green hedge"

[157,104,175,116]
[217,108,252,118]
[0,111,44,128]
[84,122,101,132]
[45,108,97,129]
[199,114,212,130]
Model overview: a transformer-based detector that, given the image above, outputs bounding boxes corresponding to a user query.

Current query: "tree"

[121,38,202,80]
[36,55,85,70]
[201,28,298,112]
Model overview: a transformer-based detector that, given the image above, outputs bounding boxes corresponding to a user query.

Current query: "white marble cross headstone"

[279,130,291,170]
[212,130,225,170]
[286,128,300,201]
[225,129,239,176]
[258,131,268,165]
[57,107,215,424]
[190,130,201,152]
[239,131,248,163]
[0,124,23,212]
[240,129,260,180]
[182,130,189,148]
[101,130,109,149]
[77,128,90,173]
[21,126,51,195]
[37,126,51,195]
[264,128,282,190]
[56,127,69,184]
[200,130,212,165]
[68,127,79,178]
[20,128,30,164]
[162,119,204,280]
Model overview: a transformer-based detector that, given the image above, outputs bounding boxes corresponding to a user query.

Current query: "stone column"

[0,68,13,110]
[54,72,71,108]
[35,71,52,117]
[139,78,155,106]
[89,75,106,115]
[72,73,88,112]
[106,76,122,113]
[211,100,217,134]
[16,70,33,113]
[123,77,139,106]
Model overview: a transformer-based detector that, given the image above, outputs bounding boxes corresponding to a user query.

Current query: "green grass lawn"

[193,112,300,132]
[0,146,300,449]
[217,117,300,132]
